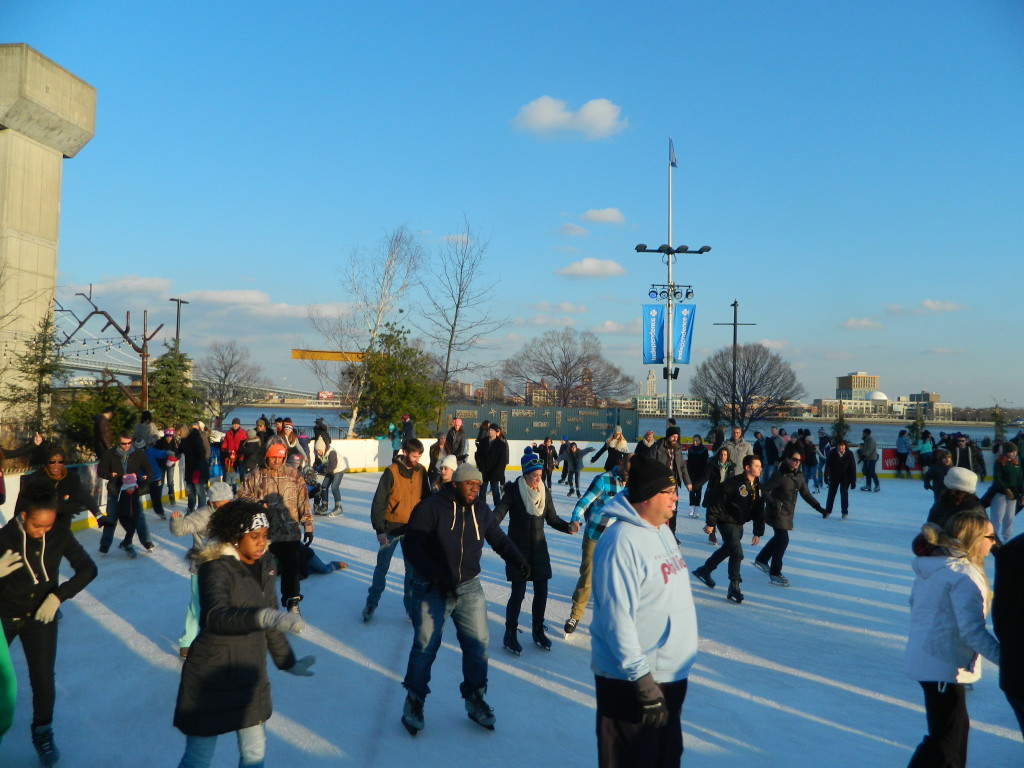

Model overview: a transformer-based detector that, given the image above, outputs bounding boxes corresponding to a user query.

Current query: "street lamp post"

[635,243,709,423]
[168,297,189,353]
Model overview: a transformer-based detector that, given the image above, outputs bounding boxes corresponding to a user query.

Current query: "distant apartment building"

[634,395,709,418]
[483,378,505,401]
[835,371,880,400]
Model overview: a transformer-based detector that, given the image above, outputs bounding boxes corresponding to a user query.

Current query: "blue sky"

[6,1,1024,406]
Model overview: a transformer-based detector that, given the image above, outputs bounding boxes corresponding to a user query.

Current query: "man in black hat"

[650,427,692,534]
[590,457,698,767]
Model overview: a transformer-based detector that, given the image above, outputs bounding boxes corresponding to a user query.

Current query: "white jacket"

[590,493,699,684]
[903,553,1000,682]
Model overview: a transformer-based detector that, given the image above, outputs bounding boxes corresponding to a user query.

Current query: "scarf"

[518,476,546,516]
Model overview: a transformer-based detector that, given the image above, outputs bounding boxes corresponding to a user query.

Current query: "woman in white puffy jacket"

[903,510,999,768]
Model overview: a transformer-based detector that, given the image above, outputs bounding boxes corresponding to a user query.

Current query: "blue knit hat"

[521,453,544,474]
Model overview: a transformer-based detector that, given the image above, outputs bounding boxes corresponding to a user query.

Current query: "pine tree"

[356,324,443,438]
[147,343,204,428]
[0,313,67,432]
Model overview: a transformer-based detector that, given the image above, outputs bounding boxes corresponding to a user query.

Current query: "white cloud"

[555,258,626,277]
[533,301,588,314]
[512,96,628,140]
[441,233,470,246]
[823,349,855,361]
[887,299,967,316]
[758,338,790,350]
[591,318,641,335]
[71,276,173,297]
[921,299,966,313]
[580,208,625,224]
[556,223,588,237]
[511,315,576,328]
[842,317,883,330]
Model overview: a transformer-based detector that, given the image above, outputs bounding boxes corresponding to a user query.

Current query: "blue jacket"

[402,483,523,588]
[590,492,699,684]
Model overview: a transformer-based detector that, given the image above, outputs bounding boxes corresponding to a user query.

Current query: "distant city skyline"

[6,1,1022,408]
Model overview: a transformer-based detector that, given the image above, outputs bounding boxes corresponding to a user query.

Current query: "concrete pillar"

[0,43,95,362]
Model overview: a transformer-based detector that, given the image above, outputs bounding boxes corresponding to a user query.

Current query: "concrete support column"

[0,43,95,357]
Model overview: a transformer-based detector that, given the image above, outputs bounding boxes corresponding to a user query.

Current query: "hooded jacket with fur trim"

[173,542,296,737]
[904,524,999,683]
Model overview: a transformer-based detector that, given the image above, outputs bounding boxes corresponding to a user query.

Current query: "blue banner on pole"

[673,304,696,364]
[642,304,665,364]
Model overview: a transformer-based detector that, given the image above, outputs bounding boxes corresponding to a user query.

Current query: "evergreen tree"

[147,343,204,428]
[832,408,851,444]
[58,386,136,454]
[356,323,443,438]
[0,313,67,432]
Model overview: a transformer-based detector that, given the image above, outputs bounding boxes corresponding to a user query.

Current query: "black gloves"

[634,673,668,728]
[303,530,314,545]
[516,560,531,580]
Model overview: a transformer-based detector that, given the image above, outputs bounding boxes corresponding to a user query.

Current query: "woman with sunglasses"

[904,510,1000,767]
[15,447,103,530]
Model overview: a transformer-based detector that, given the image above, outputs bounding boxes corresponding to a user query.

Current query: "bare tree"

[196,340,273,425]
[501,328,635,406]
[420,217,506,426]
[306,226,422,436]
[689,343,806,433]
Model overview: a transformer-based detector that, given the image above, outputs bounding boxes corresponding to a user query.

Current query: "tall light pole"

[168,297,189,353]
[636,244,708,422]
[713,301,756,427]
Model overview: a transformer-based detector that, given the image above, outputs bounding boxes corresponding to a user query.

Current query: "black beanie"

[627,458,675,503]
[666,426,681,439]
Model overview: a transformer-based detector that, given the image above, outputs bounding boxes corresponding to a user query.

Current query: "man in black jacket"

[824,440,858,519]
[753,448,825,587]
[692,455,764,603]
[994,532,1024,737]
[651,427,692,535]
[97,432,155,556]
[399,463,526,735]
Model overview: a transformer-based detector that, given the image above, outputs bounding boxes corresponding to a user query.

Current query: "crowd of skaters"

[0,412,1022,767]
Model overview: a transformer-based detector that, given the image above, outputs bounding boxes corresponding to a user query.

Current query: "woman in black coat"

[686,435,711,519]
[16,447,102,529]
[479,424,509,506]
[174,499,314,768]
[494,454,579,654]
[0,487,97,764]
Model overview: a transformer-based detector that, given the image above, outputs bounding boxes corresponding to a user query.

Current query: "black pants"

[269,540,302,605]
[1005,689,1024,739]
[703,522,744,582]
[595,675,687,768]
[149,479,165,517]
[756,527,789,575]
[506,578,548,629]
[542,466,552,489]
[825,481,850,516]
[907,681,968,768]
[688,482,705,508]
[3,614,58,727]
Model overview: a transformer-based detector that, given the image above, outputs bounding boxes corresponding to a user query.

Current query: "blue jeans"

[814,462,824,489]
[481,480,502,506]
[404,574,489,701]
[326,473,343,504]
[99,492,151,552]
[186,481,208,513]
[178,574,200,649]
[178,724,265,768]
[365,533,413,615]
[862,459,879,489]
